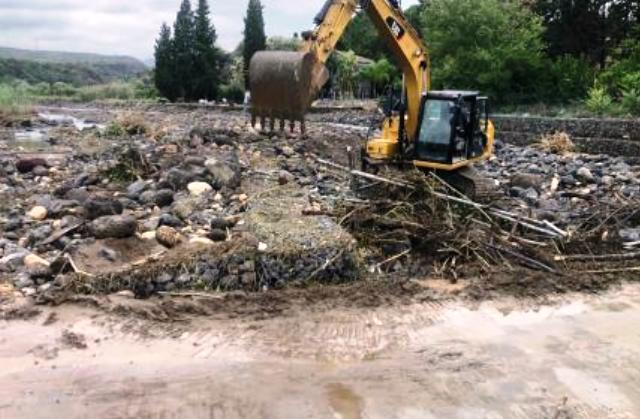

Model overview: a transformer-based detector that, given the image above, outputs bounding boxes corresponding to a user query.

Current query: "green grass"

[0,83,33,118]
[0,78,159,110]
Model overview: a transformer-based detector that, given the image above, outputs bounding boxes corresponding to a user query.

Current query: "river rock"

[27,206,48,221]
[83,197,123,220]
[32,166,50,177]
[156,226,184,248]
[210,217,234,230]
[28,225,53,245]
[208,229,227,242]
[510,173,543,191]
[576,167,595,183]
[89,215,137,239]
[24,253,51,278]
[278,170,296,185]
[188,181,213,197]
[16,158,47,174]
[165,168,193,190]
[0,251,30,272]
[205,158,240,189]
[154,189,175,207]
[158,213,183,228]
[126,180,149,199]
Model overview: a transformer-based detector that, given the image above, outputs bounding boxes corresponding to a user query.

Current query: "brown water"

[1,285,640,418]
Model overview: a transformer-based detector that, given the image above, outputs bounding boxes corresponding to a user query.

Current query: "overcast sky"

[0,0,419,61]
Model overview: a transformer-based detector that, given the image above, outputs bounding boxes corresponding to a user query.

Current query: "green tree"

[193,0,221,100]
[533,0,638,67]
[336,51,358,98]
[243,0,266,89]
[422,0,547,104]
[154,23,177,101]
[359,58,396,97]
[338,12,388,61]
[173,0,196,100]
[267,35,301,51]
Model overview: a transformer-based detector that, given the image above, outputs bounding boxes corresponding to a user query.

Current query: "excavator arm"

[249,0,430,138]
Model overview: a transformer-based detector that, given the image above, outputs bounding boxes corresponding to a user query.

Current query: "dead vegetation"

[534,131,575,154]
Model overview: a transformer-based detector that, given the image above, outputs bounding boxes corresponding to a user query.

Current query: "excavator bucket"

[249,51,329,133]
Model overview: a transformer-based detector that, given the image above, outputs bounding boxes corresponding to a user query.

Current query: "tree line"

[339,0,639,114]
[154,0,639,115]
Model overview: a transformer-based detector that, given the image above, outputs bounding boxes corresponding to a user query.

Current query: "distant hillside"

[0,47,148,85]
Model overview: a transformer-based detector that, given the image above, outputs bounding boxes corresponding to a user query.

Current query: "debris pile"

[315,155,640,298]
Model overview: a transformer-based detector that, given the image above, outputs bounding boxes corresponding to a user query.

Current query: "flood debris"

[0,104,639,310]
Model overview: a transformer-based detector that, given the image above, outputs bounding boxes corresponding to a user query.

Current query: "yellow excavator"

[249,0,495,196]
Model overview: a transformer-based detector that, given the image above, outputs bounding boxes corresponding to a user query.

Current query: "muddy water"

[1,286,640,419]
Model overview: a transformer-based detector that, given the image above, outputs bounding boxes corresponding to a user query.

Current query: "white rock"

[23,253,50,269]
[139,231,157,240]
[27,206,48,221]
[602,175,615,187]
[188,181,213,197]
[22,287,37,297]
[189,237,214,246]
[258,242,268,252]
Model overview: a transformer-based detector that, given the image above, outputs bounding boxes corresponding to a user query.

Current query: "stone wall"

[492,115,640,162]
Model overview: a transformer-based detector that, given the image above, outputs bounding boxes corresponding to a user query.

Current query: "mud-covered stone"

[83,197,124,220]
[16,158,47,174]
[89,215,137,239]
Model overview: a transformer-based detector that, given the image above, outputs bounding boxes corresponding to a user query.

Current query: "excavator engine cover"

[249,51,328,130]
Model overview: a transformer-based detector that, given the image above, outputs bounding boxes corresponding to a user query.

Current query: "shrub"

[585,85,614,115]
[77,82,135,102]
[116,112,149,135]
[219,83,245,104]
[104,122,125,137]
[547,55,595,103]
[621,87,640,115]
[51,82,77,96]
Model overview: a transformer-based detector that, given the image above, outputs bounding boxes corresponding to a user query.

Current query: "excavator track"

[437,166,502,204]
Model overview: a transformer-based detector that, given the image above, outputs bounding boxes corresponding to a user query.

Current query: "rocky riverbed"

[1,104,639,315]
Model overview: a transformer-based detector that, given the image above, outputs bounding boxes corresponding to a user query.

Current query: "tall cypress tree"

[154,23,177,101]
[193,0,220,100]
[173,0,196,100]
[243,0,267,88]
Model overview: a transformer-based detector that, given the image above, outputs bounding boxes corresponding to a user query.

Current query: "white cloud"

[0,0,419,59]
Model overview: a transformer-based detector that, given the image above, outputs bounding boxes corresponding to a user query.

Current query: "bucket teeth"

[250,112,306,134]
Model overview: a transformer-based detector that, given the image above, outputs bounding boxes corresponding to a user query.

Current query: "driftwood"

[555,252,640,262]
[39,222,84,246]
[487,244,558,273]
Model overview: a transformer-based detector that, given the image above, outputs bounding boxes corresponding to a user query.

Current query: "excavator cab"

[414,91,492,167]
